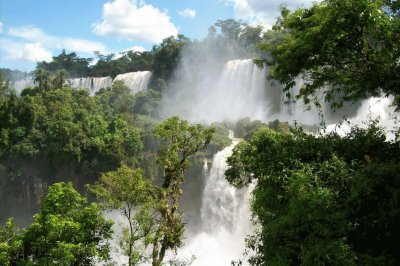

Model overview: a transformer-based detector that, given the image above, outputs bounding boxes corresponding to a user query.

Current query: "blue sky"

[0,0,315,71]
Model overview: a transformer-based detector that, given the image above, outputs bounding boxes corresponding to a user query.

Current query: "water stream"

[177,131,253,265]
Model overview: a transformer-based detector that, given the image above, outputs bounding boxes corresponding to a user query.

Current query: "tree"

[32,67,50,92]
[0,218,23,265]
[150,116,214,266]
[151,35,191,84]
[215,19,244,41]
[91,117,214,266]
[89,165,157,266]
[0,182,113,265]
[258,0,400,109]
[37,49,91,77]
[226,125,400,265]
[51,69,69,88]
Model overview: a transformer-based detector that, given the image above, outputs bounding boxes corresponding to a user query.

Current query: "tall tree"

[89,165,157,266]
[91,117,214,266]
[51,69,69,88]
[32,67,50,92]
[258,0,400,109]
[226,125,400,265]
[37,49,91,78]
[151,35,191,84]
[0,182,113,265]
[150,116,214,266]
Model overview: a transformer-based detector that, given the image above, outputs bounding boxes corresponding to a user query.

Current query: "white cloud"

[0,22,3,33]
[113,45,146,59]
[226,0,318,28]
[92,0,178,43]
[122,45,146,52]
[0,39,52,62]
[0,25,107,64]
[8,25,106,53]
[178,8,196,18]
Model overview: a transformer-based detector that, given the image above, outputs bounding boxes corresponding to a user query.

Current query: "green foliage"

[205,123,231,155]
[259,0,400,109]
[89,165,156,265]
[0,83,143,222]
[0,182,113,265]
[151,35,191,85]
[51,69,69,89]
[27,19,264,93]
[0,68,28,82]
[37,49,92,78]
[0,218,23,265]
[234,118,291,140]
[151,116,214,266]
[22,182,113,265]
[131,89,161,117]
[32,67,50,93]
[226,125,400,265]
[90,117,214,266]
[90,50,154,79]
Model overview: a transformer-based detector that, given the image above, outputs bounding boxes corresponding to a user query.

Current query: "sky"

[0,0,315,71]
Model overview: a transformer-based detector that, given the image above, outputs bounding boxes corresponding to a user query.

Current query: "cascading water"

[12,71,152,96]
[160,59,324,125]
[326,96,398,140]
[67,77,113,95]
[177,131,253,265]
[11,79,36,94]
[113,71,152,94]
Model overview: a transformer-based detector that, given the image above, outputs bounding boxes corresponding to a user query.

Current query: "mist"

[158,36,326,126]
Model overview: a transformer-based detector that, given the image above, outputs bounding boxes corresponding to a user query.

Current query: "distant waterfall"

[160,59,272,123]
[177,131,253,265]
[67,77,112,95]
[207,59,268,122]
[326,96,398,140]
[113,71,152,94]
[11,79,36,94]
[11,71,152,96]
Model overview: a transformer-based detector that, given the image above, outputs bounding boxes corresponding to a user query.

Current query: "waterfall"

[11,79,35,94]
[160,58,326,125]
[177,131,253,265]
[113,71,152,94]
[11,71,152,96]
[326,96,398,140]
[160,59,271,123]
[67,77,112,95]
[204,59,268,122]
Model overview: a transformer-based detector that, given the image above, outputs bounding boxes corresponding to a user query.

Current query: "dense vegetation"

[227,125,400,265]
[0,182,113,265]
[225,0,400,265]
[1,1,400,264]
[257,0,400,109]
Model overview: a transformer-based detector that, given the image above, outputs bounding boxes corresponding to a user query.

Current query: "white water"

[11,71,152,96]
[11,79,36,94]
[176,131,253,265]
[67,77,113,95]
[113,71,152,94]
[160,59,321,125]
[326,96,399,140]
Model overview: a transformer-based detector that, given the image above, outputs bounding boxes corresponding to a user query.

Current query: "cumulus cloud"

[113,45,146,59]
[8,25,106,53]
[0,25,107,64]
[178,8,196,18]
[92,0,178,43]
[0,22,3,33]
[226,0,318,27]
[0,39,53,62]
[122,45,146,52]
